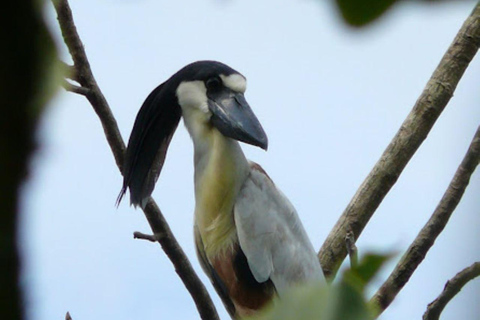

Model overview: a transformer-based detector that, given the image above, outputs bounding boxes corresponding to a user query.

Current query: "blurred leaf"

[0,0,59,319]
[334,0,469,27]
[327,281,373,320]
[245,252,393,320]
[354,253,392,284]
[335,0,398,27]
[343,252,393,292]
[246,282,373,320]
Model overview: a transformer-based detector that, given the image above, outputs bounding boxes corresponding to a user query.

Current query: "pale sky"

[22,0,479,319]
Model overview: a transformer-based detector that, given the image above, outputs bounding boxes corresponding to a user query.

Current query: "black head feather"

[117,61,240,208]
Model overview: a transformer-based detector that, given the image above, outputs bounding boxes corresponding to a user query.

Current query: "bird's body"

[118,61,324,318]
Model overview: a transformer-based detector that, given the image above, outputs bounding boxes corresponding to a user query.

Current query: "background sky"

[22,0,479,319]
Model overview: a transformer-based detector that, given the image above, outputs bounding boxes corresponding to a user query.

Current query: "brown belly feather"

[211,243,275,318]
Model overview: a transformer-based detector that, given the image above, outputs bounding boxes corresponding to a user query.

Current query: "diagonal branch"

[369,124,480,316]
[52,1,219,319]
[422,262,480,320]
[318,1,480,279]
[53,0,125,170]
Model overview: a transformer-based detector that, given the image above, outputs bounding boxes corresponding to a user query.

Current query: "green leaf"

[355,253,392,284]
[335,0,398,27]
[245,251,394,320]
[245,282,373,320]
[343,252,393,292]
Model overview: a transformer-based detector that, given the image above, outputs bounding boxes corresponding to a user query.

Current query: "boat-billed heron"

[117,61,324,318]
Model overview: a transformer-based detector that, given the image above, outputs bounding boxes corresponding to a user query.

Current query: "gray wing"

[234,163,324,294]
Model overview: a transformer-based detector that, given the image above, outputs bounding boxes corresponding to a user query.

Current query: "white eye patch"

[176,80,209,113]
[220,73,247,93]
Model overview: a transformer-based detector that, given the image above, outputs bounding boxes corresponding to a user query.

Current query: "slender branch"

[62,80,90,96]
[423,262,480,320]
[370,125,480,316]
[318,1,480,279]
[345,229,358,269]
[134,231,158,242]
[53,0,125,171]
[52,1,220,320]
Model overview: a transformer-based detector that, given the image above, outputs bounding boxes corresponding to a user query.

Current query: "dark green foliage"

[335,0,398,27]
[334,0,460,27]
[0,1,59,320]
[343,253,394,292]
[246,252,392,320]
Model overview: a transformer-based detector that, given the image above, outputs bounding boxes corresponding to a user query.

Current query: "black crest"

[117,61,240,207]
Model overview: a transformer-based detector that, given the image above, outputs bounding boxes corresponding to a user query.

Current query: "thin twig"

[422,262,480,320]
[345,230,358,269]
[318,1,480,280]
[62,80,90,96]
[133,231,158,242]
[369,125,480,316]
[52,1,220,319]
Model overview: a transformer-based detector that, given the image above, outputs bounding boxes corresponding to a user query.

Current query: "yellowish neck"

[193,128,249,257]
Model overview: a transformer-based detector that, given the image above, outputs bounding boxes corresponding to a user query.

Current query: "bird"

[117,61,324,318]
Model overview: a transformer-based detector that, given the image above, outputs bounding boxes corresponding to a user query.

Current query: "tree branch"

[53,0,125,171]
[61,79,90,96]
[52,1,219,319]
[318,1,480,279]
[345,229,358,269]
[423,262,480,320]
[133,231,158,243]
[369,124,480,316]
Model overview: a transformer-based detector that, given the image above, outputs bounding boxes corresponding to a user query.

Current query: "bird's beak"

[208,90,268,150]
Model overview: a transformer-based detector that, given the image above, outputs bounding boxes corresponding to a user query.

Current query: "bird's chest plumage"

[193,129,248,258]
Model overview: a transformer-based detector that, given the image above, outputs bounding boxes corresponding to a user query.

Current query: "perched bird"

[118,61,324,318]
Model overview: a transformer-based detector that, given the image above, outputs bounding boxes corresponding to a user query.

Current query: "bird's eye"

[206,77,222,91]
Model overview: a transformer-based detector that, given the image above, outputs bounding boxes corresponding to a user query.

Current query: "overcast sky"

[22,1,479,319]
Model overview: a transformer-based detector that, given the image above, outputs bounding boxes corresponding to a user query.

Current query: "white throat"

[176,80,250,256]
